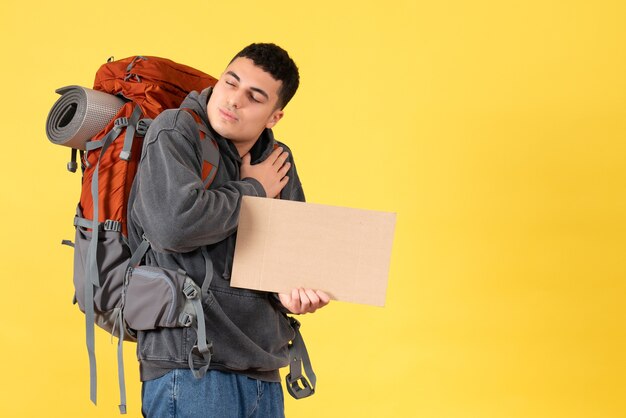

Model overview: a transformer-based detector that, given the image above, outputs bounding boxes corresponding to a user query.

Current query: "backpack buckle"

[285,373,315,399]
[103,219,122,232]
[183,282,199,300]
[114,117,129,128]
[178,312,194,327]
[136,119,151,136]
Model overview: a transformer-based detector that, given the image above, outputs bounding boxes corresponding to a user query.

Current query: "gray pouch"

[123,266,202,331]
[72,206,133,339]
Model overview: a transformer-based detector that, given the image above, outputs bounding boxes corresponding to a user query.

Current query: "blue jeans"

[142,369,285,418]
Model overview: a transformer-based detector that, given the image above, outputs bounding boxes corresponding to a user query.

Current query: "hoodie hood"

[180,87,276,163]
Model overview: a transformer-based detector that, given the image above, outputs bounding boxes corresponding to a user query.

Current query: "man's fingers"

[278,288,299,313]
[265,146,284,164]
[279,288,331,314]
[278,162,291,176]
[316,290,331,306]
[298,288,311,311]
[273,150,289,169]
[278,292,289,307]
[290,288,301,312]
[303,289,320,307]
[303,289,330,313]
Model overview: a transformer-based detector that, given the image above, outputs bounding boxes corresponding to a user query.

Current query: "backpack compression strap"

[186,247,214,378]
[83,104,143,408]
[113,306,128,414]
[110,234,151,415]
[286,317,317,399]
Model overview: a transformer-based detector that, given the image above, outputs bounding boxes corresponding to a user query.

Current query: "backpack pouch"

[73,207,130,335]
[124,266,196,331]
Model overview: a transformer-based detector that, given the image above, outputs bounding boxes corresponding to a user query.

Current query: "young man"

[127,43,329,417]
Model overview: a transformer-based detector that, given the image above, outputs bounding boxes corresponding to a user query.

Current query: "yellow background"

[0,0,625,417]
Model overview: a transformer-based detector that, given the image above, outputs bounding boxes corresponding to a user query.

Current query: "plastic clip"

[183,282,199,300]
[178,312,194,327]
[285,373,315,399]
[115,117,129,128]
[103,219,122,232]
[136,119,151,136]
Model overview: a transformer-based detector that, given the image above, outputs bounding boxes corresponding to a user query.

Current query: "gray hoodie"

[127,87,305,382]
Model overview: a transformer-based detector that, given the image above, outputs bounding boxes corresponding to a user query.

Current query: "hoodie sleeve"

[131,111,266,254]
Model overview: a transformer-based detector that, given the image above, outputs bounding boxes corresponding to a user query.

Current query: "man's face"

[207,57,284,148]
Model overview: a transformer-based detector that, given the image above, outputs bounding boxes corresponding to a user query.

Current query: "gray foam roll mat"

[46,85,125,150]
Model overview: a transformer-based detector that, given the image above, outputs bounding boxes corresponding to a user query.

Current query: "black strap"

[285,317,317,399]
[67,148,78,172]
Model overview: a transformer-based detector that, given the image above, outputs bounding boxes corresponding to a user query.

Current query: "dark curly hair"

[231,43,300,109]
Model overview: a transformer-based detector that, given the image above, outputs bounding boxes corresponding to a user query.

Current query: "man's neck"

[234,142,255,158]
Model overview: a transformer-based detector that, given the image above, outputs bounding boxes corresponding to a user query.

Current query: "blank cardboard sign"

[230,196,397,307]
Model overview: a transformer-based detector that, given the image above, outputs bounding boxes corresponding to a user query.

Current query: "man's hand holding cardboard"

[279,288,331,314]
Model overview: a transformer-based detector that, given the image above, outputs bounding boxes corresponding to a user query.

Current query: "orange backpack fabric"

[80,56,217,236]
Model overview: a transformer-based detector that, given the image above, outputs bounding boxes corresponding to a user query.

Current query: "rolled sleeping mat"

[46,85,126,150]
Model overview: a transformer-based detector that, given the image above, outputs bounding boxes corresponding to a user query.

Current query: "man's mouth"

[219,108,238,122]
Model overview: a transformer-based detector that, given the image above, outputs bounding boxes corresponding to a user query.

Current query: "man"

[127,43,329,417]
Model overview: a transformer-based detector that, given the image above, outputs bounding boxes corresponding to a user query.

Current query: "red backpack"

[48,56,218,413]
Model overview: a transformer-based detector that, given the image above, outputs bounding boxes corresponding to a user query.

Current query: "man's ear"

[265,109,284,129]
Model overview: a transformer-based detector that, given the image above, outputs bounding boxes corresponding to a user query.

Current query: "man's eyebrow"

[225,71,240,81]
[225,71,269,100]
[249,87,269,100]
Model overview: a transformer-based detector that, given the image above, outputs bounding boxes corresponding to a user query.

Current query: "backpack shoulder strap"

[180,108,220,189]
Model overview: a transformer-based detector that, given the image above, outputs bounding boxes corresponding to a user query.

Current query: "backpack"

[47,56,317,414]
[48,55,219,413]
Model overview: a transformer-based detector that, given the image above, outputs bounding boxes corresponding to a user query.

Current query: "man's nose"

[228,90,244,109]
